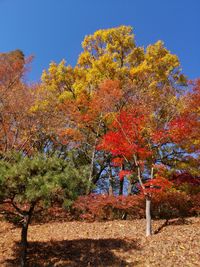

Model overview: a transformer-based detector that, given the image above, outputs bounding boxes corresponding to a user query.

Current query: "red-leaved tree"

[97,103,199,236]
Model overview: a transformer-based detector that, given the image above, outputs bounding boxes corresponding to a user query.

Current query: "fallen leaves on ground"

[0,217,199,266]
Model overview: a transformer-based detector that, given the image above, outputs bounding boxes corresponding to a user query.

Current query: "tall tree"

[97,97,199,235]
[31,25,187,192]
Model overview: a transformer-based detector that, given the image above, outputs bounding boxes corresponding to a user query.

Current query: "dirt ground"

[0,217,200,266]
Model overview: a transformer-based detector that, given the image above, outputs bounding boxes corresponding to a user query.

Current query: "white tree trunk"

[146,197,152,236]
[127,180,132,195]
[108,176,113,195]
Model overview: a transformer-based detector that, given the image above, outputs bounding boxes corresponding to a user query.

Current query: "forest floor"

[0,217,199,266]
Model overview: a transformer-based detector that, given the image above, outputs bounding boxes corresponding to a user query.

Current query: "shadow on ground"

[154,218,192,234]
[6,238,140,266]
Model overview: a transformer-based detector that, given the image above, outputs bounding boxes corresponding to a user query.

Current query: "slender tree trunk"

[86,145,96,195]
[108,164,113,196]
[20,203,35,267]
[133,155,153,236]
[127,180,132,195]
[108,184,113,195]
[119,178,124,195]
[86,116,102,195]
[120,178,127,220]
[145,195,152,236]
[108,175,113,195]
[119,164,124,195]
[145,167,154,236]
[119,165,127,218]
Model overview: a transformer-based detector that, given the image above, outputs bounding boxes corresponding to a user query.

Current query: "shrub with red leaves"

[73,190,200,221]
[73,194,145,221]
[170,173,200,195]
[190,193,200,215]
[172,172,200,186]
[151,191,192,219]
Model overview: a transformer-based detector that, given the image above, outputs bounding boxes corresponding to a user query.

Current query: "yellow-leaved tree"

[31,25,187,193]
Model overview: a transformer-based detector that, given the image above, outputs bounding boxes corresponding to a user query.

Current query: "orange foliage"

[0,51,37,153]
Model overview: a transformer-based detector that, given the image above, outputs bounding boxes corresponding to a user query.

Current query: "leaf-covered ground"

[0,217,200,266]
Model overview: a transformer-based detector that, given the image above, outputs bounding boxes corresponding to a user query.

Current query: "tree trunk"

[119,164,124,195]
[119,179,124,195]
[108,176,113,196]
[21,215,29,267]
[108,163,113,195]
[145,196,152,237]
[127,181,132,195]
[86,116,102,195]
[86,145,96,195]
[20,203,35,267]
[108,185,113,195]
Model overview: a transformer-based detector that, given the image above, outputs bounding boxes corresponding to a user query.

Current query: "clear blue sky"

[0,0,199,82]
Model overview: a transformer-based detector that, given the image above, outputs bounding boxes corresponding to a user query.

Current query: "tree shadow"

[154,217,192,235]
[6,238,140,266]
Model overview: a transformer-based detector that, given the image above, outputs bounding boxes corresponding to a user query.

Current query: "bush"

[73,190,200,221]
[190,193,200,216]
[151,191,193,219]
[73,194,145,221]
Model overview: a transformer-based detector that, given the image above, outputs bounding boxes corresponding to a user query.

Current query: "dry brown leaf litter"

[0,217,199,266]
